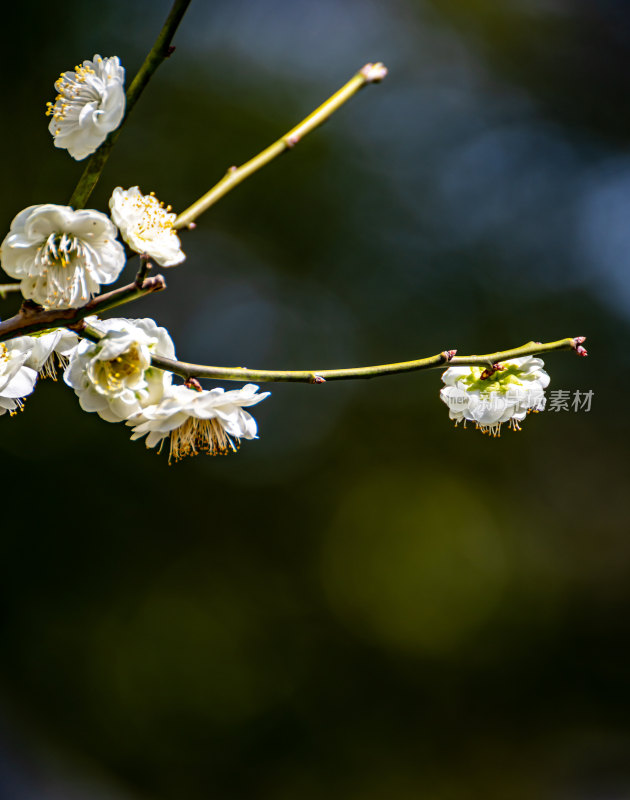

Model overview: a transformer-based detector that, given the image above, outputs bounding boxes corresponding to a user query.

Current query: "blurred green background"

[1,1,629,798]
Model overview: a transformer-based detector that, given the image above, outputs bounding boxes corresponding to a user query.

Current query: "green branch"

[173,62,388,229]
[68,0,192,210]
[146,337,586,384]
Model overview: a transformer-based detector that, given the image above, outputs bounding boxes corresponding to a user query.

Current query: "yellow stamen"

[39,352,69,381]
[169,417,239,463]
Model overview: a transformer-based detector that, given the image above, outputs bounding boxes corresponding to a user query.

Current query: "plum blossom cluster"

[0,32,579,463]
[0,187,185,310]
[0,316,270,463]
[0,52,184,310]
[0,51,268,462]
[63,318,269,462]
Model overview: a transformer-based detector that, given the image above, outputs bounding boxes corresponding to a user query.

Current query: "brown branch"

[0,276,166,342]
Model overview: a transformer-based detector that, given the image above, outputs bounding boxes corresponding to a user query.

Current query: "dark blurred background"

[1,1,629,798]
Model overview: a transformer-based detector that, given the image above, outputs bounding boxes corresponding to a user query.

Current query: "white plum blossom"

[11,328,80,380]
[109,186,185,267]
[127,383,270,462]
[0,338,39,416]
[46,55,126,160]
[440,356,550,436]
[0,204,126,309]
[64,317,175,423]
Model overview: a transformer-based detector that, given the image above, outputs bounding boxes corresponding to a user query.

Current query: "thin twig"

[68,0,192,210]
[173,62,388,229]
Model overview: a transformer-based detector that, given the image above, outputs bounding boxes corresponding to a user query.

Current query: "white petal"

[2,367,37,398]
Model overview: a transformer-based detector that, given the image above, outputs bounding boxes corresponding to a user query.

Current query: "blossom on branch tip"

[127,383,270,463]
[440,356,550,437]
[46,55,126,160]
[0,204,126,309]
[64,317,175,423]
[0,338,38,416]
[109,187,185,267]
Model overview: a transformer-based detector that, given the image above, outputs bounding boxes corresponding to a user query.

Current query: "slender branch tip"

[573,339,588,356]
[174,60,390,229]
[360,62,388,83]
[571,336,588,356]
